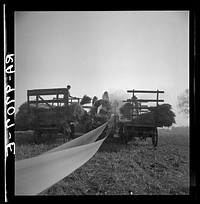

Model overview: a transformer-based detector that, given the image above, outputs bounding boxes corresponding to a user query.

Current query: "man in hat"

[66,85,72,98]
[64,85,73,106]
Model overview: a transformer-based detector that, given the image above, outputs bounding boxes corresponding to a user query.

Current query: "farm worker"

[67,85,78,100]
[92,96,98,106]
[66,85,73,98]
[102,91,109,101]
[69,122,75,139]
[64,85,73,106]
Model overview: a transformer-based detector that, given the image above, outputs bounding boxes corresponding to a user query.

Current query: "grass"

[15,131,189,195]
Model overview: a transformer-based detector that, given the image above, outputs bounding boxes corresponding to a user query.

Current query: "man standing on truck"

[64,85,73,106]
[66,85,72,98]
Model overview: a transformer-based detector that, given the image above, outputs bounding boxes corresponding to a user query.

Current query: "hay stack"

[70,102,86,120]
[149,104,176,127]
[80,95,91,105]
[15,102,38,130]
[15,101,87,130]
[132,112,156,126]
[133,103,176,127]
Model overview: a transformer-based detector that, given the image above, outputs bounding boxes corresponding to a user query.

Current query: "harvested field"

[15,131,189,195]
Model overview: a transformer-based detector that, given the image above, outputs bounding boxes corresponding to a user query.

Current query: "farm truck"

[26,88,86,144]
[25,88,117,144]
[118,89,165,147]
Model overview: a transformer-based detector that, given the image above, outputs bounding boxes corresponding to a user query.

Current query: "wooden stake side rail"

[122,89,165,120]
[28,99,67,104]
[120,106,157,110]
[28,89,81,105]
[124,123,156,128]
[125,89,164,109]
[123,99,164,103]
[127,90,164,94]
[27,88,69,107]
[28,99,81,105]
[27,88,67,96]
[27,88,82,110]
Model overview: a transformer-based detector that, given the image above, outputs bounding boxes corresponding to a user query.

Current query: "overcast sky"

[15,11,189,126]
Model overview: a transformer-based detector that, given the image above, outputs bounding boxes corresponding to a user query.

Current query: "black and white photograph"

[5,9,194,198]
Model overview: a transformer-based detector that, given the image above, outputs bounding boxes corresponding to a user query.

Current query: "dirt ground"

[15,131,189,195]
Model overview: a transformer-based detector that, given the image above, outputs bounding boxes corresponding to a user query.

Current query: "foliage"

[80,95,92,105]
[15,111,31,131]
[119,103,134,120]
[149,104,176,127]
[119,103,176,127]
[133,112,155,126]
[15,102,86,131]
[15,133,189,195]
[69,102,86,120]
[177,89,189,118]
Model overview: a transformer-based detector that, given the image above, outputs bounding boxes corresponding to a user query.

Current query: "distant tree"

[177,89,189,118]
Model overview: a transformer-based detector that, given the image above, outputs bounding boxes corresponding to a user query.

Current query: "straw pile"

[15,102,38,130]
[133,112,156,126]
[98,100,112,116]
[69,102,86,120]
[15,102,86,131]
[120,103,176,128]
[80,95,92,105]
[149,104,176,127]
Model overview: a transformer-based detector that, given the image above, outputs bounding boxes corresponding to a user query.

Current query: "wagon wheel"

[152,127,158,147]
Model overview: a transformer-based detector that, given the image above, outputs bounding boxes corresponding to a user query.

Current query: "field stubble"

[15,131,189,195]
